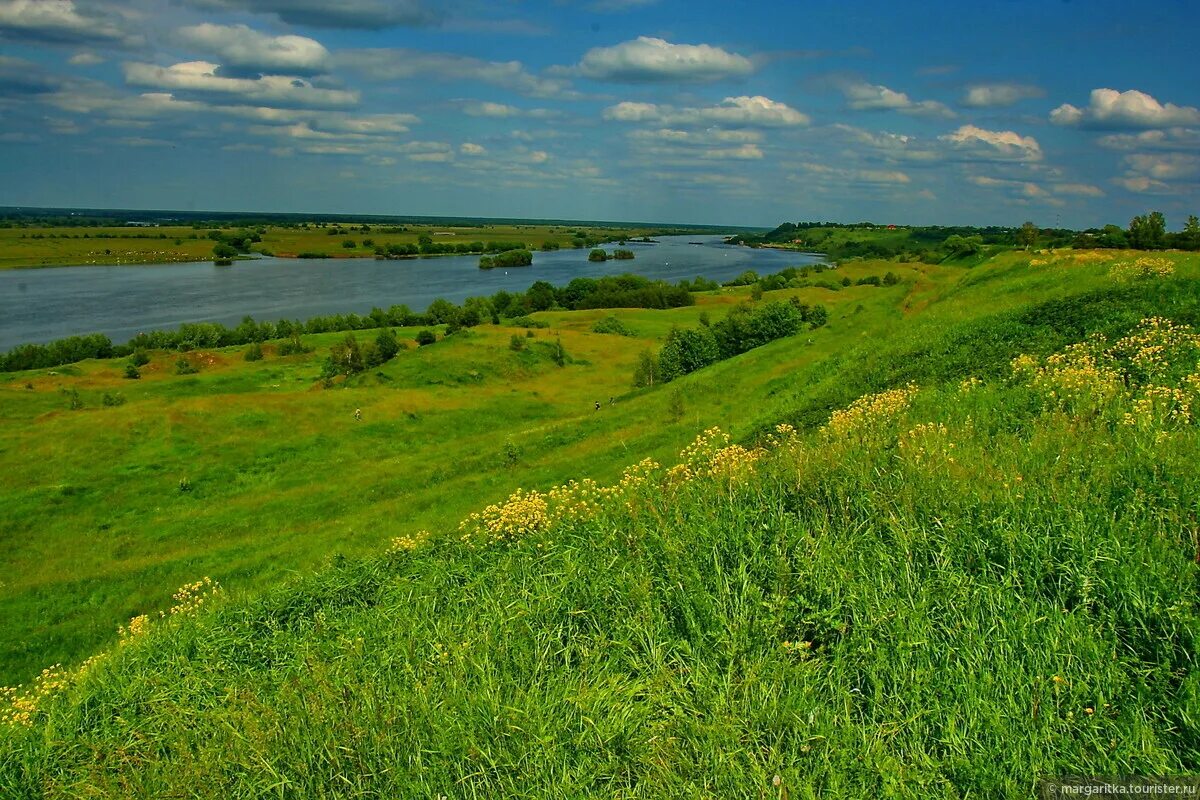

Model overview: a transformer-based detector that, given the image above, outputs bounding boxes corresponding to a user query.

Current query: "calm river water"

[0,235,822,349]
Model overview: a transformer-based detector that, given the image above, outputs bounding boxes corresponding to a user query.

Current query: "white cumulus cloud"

[463,101,521,117]
[939,124,1042,162]
[1051,88,1200,129]
[1097,127,1200,152]
[1123,152,1200,181]
[843,81,954,118]
[176,24,330,76]
[575,36,754,83]
[604,95,808,127]
[0,0,138,46]
[123,61,359,109]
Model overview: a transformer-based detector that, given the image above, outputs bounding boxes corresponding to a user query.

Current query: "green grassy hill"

[2,248,1199,797]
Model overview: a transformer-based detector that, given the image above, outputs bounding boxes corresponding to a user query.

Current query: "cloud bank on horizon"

[0,0,1196,228]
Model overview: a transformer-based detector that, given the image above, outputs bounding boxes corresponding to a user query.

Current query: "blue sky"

[0,0,1197,228]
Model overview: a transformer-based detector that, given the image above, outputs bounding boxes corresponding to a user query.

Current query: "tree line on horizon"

[732,212,1200,262]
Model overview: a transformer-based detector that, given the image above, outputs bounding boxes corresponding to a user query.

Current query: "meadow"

[1,247,1199,796]
[0,222,661,269]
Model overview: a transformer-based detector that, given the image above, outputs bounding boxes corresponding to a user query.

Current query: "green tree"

[327,333,365,375]
[1128,212,1166,250]
[525,281,556,312]
[212,243,237,260]
[632,349,661,388]
[944,235,982,257]
[374,328,400,363]
[426,299,459,325]
[1017,221,1038,249]
[1182,215,1200,250]
[658,326,720,381]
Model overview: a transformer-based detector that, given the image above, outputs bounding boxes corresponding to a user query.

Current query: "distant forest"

[730,213,1200,261]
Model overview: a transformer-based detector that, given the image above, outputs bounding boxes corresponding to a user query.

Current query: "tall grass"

[2,312,1197,797]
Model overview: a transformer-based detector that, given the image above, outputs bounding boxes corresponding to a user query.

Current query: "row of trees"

[1074,213,1200,251]
[635,299,827,386]
[1,274,699,372]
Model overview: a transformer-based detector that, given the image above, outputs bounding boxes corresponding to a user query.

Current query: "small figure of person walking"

[354,408,362,421]
[594,401,601,411]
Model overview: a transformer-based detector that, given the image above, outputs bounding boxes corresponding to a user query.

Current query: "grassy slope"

[0,224,652,269]
[2,249,1199,797]
[0,260,914,683]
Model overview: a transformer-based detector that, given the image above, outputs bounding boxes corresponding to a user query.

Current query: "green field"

[2,247,1199,796]
[0,222,669,269]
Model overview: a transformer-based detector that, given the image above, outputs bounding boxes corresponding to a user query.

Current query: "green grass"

[0,223,666,268]
[1,249,1199,796]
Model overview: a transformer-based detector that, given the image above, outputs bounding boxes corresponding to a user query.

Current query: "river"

[0,235,823,349]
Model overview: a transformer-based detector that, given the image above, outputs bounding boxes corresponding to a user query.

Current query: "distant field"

[0,223,667,269]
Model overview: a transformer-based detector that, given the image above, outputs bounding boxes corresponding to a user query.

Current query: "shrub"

[480,250,533,270]
[277,332,312,356]
[667,388,685,422]
[102,392,126,407]
[124,363,141,380]
[588,249,608,262]
[415,330,437,346]
[723,270,759,287]
[130,349,151,367]
[378,328,402,360]
[503,438,521,468]
[883,271,901,286]
[244,342,264,362]
[551,338,567,367]
[326,333,365,376]
[612,249,635,260]
[591,316,636,336]
[175,358,198,375]
[509,317,549,329]
[659,326,721,381]
[61,388,83,410]
[509,334,526,352]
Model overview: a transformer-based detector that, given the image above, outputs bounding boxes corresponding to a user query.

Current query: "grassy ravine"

[2,250,1200,796]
